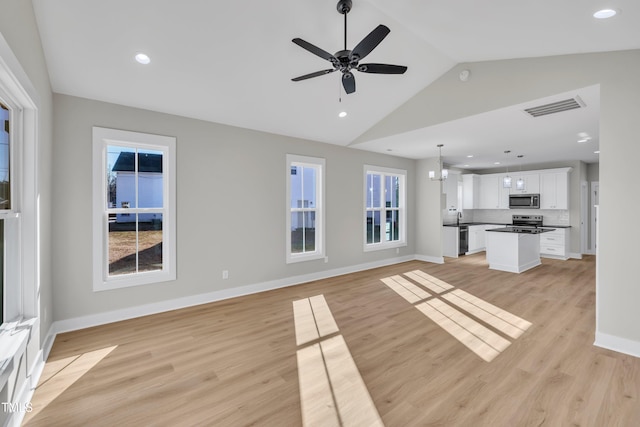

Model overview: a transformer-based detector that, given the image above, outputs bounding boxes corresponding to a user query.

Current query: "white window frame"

[363,165,407,252]
[92,127,176,291]
[286,154,325,264]
[1,33,39,388]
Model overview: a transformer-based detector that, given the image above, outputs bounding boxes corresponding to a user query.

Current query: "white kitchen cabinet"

[540,228,570,259]
[442,226,459,258]
[444,172,460,212]
[479,174,509,209]
[467,225,486,254]
[462,174,479,209]
[540,172,568,209]
[510,173,540,194]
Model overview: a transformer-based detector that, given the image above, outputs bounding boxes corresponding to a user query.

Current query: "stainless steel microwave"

[509,194,540,209]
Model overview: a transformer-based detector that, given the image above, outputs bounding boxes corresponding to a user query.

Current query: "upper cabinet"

[509,173,540,194]
[478,174,509,209]
[444,172,461,212]
[540,172,569,209]
[464,167,570,210]
[462,174,479,209]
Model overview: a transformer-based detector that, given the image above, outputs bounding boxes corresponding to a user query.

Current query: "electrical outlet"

[222,270,229,279]
[396,248,400,254]
[324,256,329,263]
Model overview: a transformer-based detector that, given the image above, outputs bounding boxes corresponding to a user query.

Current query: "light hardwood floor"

[24,255,640,426]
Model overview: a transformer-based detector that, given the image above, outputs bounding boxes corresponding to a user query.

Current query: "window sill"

[363,241,406,252]
[0,317,36,390]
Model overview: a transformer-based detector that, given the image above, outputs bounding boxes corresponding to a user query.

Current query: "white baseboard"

[594,331,640,359]
[52,254,428,334]
[415,254,444,264]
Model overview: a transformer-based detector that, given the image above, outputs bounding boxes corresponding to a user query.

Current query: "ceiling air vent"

[523,96,585,117]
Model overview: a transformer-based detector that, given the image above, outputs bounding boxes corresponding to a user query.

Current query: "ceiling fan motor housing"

[337,0,352,14]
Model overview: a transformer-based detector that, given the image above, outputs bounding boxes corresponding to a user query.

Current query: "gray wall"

[0,1,53,424]
[354,50,640,345]
[52,94,416,320]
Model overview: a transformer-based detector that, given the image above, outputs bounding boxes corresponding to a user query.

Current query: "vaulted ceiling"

[32,0,640,167]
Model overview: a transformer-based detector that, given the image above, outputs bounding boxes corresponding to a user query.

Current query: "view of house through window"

[286,155,325,263]
[107,146,164,276]
[365,167,406,250]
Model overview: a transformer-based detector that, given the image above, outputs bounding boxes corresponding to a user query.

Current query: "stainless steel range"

[512,214,543,228]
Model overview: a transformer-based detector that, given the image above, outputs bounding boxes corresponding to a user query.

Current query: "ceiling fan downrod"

[337,0,352,51]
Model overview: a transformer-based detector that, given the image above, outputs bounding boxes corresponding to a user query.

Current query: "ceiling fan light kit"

[291,0,407,94]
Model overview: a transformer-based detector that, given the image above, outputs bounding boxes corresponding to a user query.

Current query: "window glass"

[290,165,302,208]
[367,173,381,208]
[138,149,164,208]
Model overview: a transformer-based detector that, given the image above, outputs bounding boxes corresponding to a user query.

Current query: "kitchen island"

[485,227,555,273]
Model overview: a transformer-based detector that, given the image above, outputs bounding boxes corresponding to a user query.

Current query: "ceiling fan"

[291,0,407,94]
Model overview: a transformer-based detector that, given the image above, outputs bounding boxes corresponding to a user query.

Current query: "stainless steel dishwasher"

[458,225,468,255]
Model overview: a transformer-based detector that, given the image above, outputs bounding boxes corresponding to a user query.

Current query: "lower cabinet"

[540,228,570,260]
[467,225,486,254]
[442,226,459,258]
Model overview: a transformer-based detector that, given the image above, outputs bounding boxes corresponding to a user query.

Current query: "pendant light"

[429,144,448,181]
[515,155,525,190]
[502,150,512,188]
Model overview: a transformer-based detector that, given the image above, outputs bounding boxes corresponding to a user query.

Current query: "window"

[1,101,10,325]
[92,127,176,291]
[286,155,325,263]
[364,166,406,251]
[0,61,38,335]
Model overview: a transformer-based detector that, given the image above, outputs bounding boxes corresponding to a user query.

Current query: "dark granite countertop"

[444,223,571,228]
[487,226,556,234]
[443,222,507,227]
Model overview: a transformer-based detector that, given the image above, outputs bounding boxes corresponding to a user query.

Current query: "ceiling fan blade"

[342,72,356,94]
[292,38,338,64]
[291,69,336,81]
[350,25,390,61]
[357,63,407,74]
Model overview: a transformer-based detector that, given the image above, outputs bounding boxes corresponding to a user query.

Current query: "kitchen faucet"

[457,211,462,225]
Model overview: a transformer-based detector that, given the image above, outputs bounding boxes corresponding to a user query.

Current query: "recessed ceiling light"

[577,138,591,143]
[593,9,617,19]
[338,111,347,118]
[464,164,470,167]
[135,53,151,64]
[494,162,501,165]
[594,150,600,154]
[467,155,474,158]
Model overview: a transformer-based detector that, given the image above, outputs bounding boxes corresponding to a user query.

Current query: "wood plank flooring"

[23,254,640,426]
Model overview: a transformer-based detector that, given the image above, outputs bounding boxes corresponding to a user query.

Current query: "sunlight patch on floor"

[293,295,384,427]
[442,290,531,339]
[293,294,339,346]
[22,345,118,423]
[380,275,431,303]
[381,271,532,362]
[403,270,454,293]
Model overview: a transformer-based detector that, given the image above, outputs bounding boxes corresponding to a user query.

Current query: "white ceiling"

[32,0,640,166]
